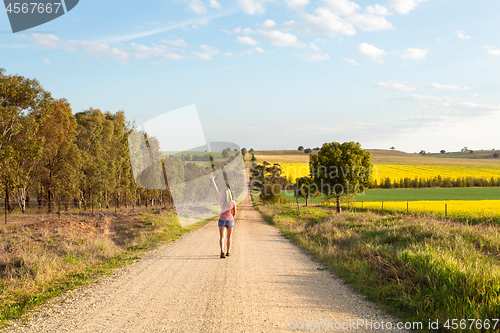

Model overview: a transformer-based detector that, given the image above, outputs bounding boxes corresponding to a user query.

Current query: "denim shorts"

[218,219,235,229]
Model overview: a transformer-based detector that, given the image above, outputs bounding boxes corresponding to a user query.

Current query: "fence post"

[445,203,447,219]
[382,201,384,211]
[361,201,363,209]
[407,202,409,215]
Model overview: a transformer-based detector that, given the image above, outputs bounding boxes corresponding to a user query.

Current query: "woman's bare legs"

[219,227,226,253]
[226,227,233,254]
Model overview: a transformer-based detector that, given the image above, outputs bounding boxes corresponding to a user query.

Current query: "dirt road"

[4,192,406,332]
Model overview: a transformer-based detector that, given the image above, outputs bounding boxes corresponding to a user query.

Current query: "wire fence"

[324,201,500,225]
[0,199,174,225]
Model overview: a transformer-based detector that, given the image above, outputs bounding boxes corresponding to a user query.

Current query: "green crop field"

[355,187,500,202]
[281,187,500,204]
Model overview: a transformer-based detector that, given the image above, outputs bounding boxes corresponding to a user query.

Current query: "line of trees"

[376,176,500,189]
[0,68,173,213]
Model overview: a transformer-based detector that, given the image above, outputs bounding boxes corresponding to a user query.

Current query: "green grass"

[281,187,500,205]
[356,187,500,202]
[255,200,500,332]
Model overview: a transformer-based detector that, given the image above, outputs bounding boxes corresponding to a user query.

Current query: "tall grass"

[0,211,207,327]
[256,201,500,332]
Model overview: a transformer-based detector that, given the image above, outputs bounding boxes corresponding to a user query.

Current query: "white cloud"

[305,53,330,62]
[309,42,319,50]
[238,0,270,15]
[348,13,393,31]
[260,19,277,30]
[260,30,305,47]
[297,8,357,36]
[356,42,387,63]
[42,58,50,64]
[343,57,358,65]
[197,18,210,26]
[375,81,470,91]
[17,33,72,51]
[163,53,184,60]
[455,30,471,40]
[366,4,390,15]
[236,36,258,45]
[209,0,222,9]
[425,83,470,90]
[453,101,500,115]
[487,49,500,56]
[255,47,265,53]
[322,0,360,16]
[188,0,207,14]
[19,34,129,61]
[374,81,415,91]
[131,43,167,58]
[223,50,255,56]
[162,39,188,47]
[402,47,428,59]
[194,44,219,59]
[392,95,458,102]
[19,34,190,63]
[284,0,309,10]
[285,4,392,37]
[386,0,427,14]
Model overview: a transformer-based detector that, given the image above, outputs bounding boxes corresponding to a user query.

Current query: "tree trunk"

[47,189,53,213]
[5,182,13,211]
[305,197,308,207]
[336,196,342,213]
[37,183,43,208]
[15,188,27,213]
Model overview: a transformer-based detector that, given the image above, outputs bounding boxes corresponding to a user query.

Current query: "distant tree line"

[375,176,500,189]
[172,154,212,162]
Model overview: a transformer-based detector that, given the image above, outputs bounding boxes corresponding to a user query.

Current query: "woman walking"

[210,175,236,258]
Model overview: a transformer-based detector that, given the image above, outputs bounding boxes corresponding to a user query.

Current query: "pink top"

[218,196,236,221]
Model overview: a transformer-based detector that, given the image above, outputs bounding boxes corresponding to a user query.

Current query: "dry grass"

[0,209,205,325]
[254,149,500,166]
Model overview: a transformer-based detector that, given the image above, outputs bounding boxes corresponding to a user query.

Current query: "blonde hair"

[221,187,233,211]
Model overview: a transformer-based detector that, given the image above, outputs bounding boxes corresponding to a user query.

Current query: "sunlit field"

[275,163,500,184]
[373,165,500,183]
[347,200,500,224]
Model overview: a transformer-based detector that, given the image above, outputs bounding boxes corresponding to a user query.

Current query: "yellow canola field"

[349,200,500,221]
[373,165,500,182]
[281,163,310,180]
[280,163,500,182]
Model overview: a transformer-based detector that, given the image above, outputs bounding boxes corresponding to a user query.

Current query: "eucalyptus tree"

[310,142,372,213]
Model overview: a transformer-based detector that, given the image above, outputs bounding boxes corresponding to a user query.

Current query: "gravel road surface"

[3,191,407,332]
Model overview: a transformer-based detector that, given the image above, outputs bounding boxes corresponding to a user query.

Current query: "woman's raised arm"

[209,174,220,199]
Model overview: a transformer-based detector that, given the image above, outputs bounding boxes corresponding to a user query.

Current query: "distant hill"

[253,149,500,166]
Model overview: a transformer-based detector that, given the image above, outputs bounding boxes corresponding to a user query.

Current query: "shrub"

[260,183,282,203]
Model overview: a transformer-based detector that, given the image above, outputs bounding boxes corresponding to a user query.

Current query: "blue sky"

[1,0,500,153]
